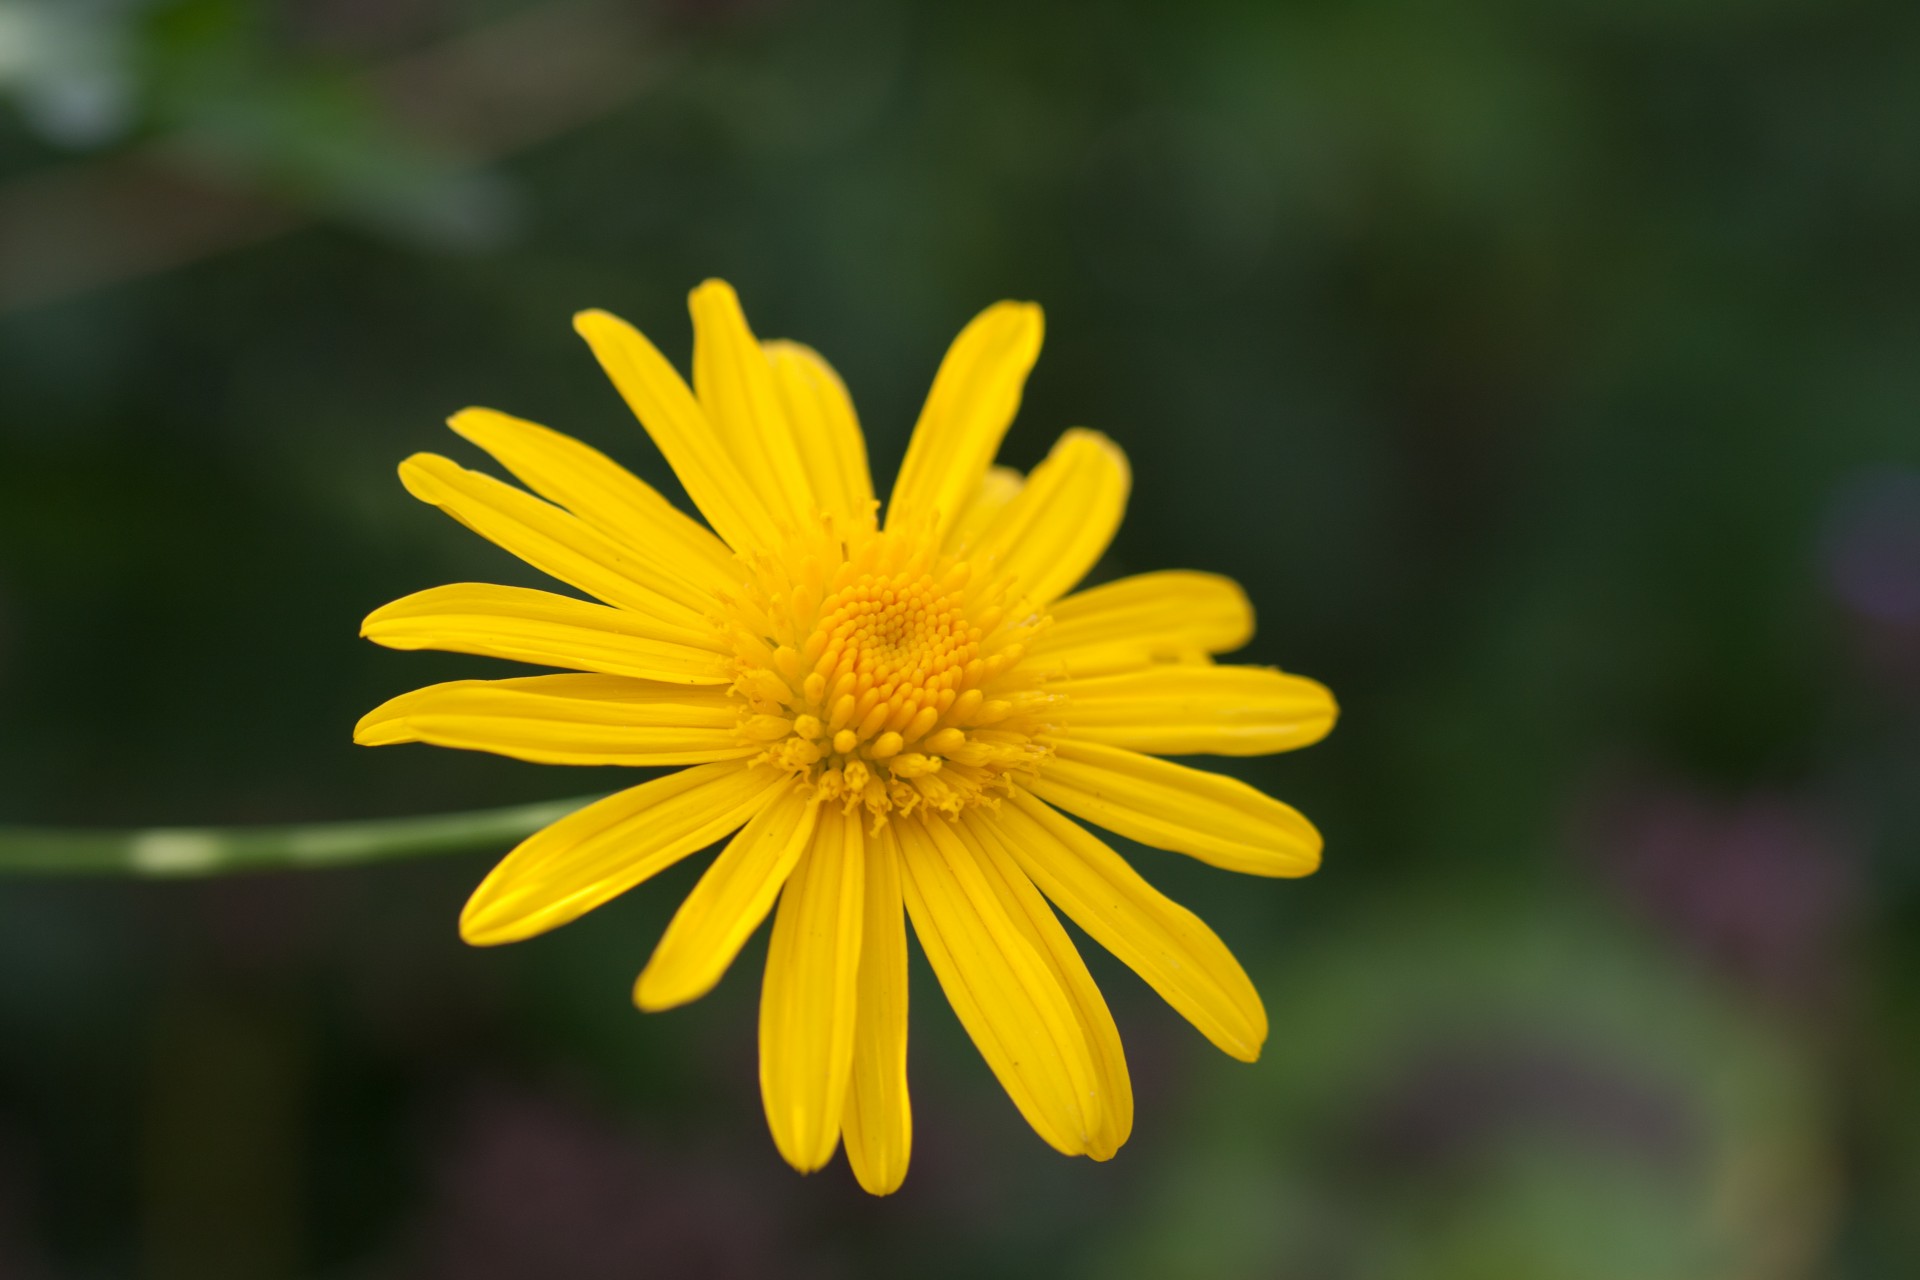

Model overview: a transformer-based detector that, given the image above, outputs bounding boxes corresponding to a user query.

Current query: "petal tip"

[689,277,738,306]
[396,452,453,502]
[457,903,508,948]
[445,406,495,437]
[632,968,692,1013]
[850,1159,909,1197]
[571,308,623,341]
[350,713,407,747]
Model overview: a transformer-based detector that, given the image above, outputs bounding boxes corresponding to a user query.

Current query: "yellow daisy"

[355,280,1337,1194]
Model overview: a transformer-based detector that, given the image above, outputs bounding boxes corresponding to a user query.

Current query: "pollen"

[722,521,1055,826]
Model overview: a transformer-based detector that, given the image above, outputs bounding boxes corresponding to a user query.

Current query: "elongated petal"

[689,280,816,531]
[355,674,754,767]
[949,816,1132,1160]
[1031,571,1254,677]
[994,792,1268,1061]
[461,763,784,945]
[765,339,875,531]
[970,429,1130,607]
[842,822,911,1195]
[398,453,714,627]
[945,465,1023,555]
[636,788,820,1011]
[362,584,732,685]
[896,816,1100,1156]
[1026,740,1321,877]
[1056,666,1337,756]
[574,308,783,554]
[447,407,739,601]
[759,804,864,1173]
[885,301,1043,541]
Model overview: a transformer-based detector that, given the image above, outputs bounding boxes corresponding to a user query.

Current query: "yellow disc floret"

[721,519,1055,827]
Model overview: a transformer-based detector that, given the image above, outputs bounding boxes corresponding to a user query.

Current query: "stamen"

[721,527,1056,823]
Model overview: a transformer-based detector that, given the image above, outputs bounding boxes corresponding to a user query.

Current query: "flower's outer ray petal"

[951,815,1132,1160]
[896,815,1100,1157]
[969,429,1129,607]
[1026,740,1321,877]
[1030,571,1254,677]
[574,307,783,554]
[354,674,757,767]
[636,789,821,1012]
[841,823,912,1195]
[944,465,1023,555]
[759,804,865,1173]
[447,407,740,602]
[885,301,1043,542]
[398,452,716,626]
[689,280,816,531]
[362,584,733,685]
[1055,665,1338,757]
[461,763,784,946]
[765,339,876,532]
[996,792,1268,1062]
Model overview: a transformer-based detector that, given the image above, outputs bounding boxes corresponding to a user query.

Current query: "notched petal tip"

[1318,683,1342,731]
[350,707,413,747]
[357,596,418,646]
[1056,425,1126,461]
[1222,580,1256,651]
[1293,679,1341,752]
[981,300,1045,368]
[772,1132,841,1177]
[396,451,456,504]
[1287,813,1326,877]
[457,890,518,948]
[688,277,740,308]
[991,297,1045,332]
[1222,1035,1264,1065]
[458,912,513,949]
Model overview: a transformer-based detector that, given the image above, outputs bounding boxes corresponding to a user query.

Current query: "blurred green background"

[2,0,1917,1276]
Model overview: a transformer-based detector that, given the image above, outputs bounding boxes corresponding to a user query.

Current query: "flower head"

[356,280,1337,1192]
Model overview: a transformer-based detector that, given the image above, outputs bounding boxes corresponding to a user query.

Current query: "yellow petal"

[1031,570,1254,677]
[759,804,864,1173]
[361,583,733,685]
[841,822,912,1195]
[635,788,820,1011]
[885,301,1043,541]
[764,339,876,532]
[398,452,715,627]
[997,791,1268,1062]
[460,763,784,945]
[354,674,756,767]
[949,814,1132,1160]
[1056,665,1338,756]
[944,465,1023,555]
[1026,739,1321,877]
[689,280,816,531]
[447,407,740,602]
[896,815,1100,1157]
[968,429,1129,606]
[573,307,784,554]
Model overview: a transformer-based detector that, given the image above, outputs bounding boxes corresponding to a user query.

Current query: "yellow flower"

[355,280,1337,1193]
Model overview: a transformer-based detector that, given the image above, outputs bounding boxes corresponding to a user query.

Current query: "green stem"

[0,795,603,877]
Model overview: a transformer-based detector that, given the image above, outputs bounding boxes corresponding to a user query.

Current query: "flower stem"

[0,795,603,877]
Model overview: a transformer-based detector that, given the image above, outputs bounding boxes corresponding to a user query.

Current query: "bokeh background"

[2,0,1917,1276]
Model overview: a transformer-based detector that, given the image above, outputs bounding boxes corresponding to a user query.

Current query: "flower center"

[723,524,1054,825]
